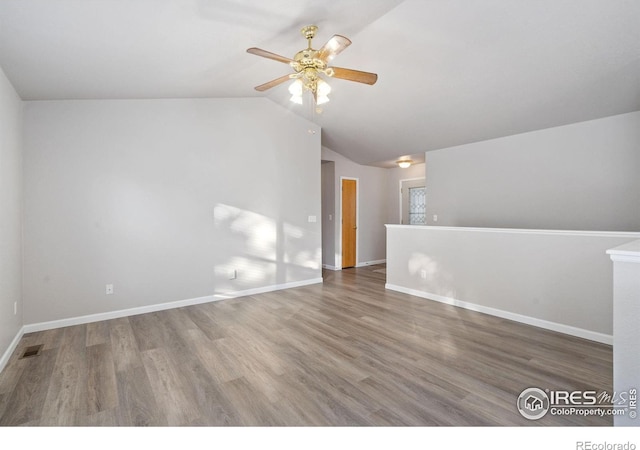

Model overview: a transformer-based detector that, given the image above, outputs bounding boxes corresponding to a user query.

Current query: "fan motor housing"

[292,50,327,73]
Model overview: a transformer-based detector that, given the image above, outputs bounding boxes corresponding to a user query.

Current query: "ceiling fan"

[247,25,378,105]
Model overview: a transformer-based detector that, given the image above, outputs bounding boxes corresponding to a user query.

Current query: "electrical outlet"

[308,215,317,223]
[106,284,114,295]
[420,270,427,279]
[433,215,438,222]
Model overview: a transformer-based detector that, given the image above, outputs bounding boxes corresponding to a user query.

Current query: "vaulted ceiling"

[1,0,639,167]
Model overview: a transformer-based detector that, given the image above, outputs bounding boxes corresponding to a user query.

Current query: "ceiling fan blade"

[330,67,378,85]
[247,47,294,64]
[254,74,292,92]
[316,35,352,62]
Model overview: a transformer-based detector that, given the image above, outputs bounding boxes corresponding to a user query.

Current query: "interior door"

[341,179,357,268]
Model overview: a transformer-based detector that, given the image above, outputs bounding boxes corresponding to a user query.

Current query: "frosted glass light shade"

[288,79,303,96]
[317,79,331,96]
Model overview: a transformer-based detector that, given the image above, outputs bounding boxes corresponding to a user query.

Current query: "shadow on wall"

[213,204,321,296]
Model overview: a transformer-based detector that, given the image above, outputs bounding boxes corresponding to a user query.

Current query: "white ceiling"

[1,0,639,166]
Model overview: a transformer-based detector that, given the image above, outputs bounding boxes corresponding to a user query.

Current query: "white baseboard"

[0,326,26,374]
[323,260,386,270]
[356,259,386,268]
[23,278,324,334]
[385,283,612,345]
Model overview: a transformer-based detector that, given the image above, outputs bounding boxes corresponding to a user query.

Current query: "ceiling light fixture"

[396,159,413,169]
[288,72,332,105]
[315,78,331,105]
[247,25,378,106]
[288,79,304,104]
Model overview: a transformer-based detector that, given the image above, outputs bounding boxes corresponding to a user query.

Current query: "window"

[400,178,426,225]
[408,186,426,224]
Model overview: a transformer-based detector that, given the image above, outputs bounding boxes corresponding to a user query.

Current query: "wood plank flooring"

[0,265,613,426]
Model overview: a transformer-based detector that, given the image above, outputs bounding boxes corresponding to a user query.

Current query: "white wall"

[425,112,640,231]
[23,98,321,325]
[321,146,387,267]
[0,66,23,366]
[386,225,640,343]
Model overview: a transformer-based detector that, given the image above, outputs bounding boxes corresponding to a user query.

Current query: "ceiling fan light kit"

[247,25,377,106]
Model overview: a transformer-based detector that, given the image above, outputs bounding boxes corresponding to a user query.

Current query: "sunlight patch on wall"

[213,203,319,291]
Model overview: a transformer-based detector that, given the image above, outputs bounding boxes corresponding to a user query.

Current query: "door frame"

[339,176,359,269]
[399,177,426,224]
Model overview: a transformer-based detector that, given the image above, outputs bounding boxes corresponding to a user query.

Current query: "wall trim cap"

[385,225,640,239]
[607,239,640,263]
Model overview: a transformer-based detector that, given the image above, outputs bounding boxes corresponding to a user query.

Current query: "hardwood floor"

[0,265,613,426]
